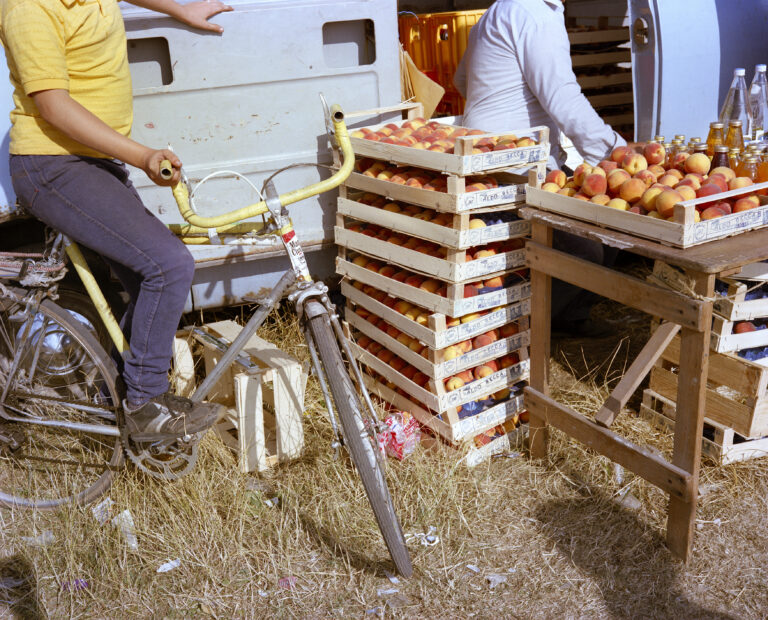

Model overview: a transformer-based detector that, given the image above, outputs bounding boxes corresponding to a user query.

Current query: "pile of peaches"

[354,321,521,399]
[345,218,524,264]
[348,255,528,298]
[355,157,501,191]
[541,144,764,220]
[351,118,537,154]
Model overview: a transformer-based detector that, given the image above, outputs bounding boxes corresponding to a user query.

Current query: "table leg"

[666,271,714,561]
[528,221,552,459]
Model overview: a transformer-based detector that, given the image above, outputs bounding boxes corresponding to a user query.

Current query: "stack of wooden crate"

[643,275,768,465]
[335,115,550,454]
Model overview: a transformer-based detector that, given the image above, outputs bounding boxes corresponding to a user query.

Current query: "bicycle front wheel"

[0,286,123,509]
[304,301,413,577]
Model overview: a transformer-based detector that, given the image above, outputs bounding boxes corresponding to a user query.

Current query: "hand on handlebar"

[143,149,182,186]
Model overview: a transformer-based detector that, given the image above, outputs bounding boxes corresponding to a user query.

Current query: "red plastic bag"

[377,411,420,460]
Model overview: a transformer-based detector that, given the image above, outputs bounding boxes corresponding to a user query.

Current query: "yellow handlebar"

[162,104,354,231]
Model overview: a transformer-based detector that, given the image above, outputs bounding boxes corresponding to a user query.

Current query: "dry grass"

[1,298,767,619]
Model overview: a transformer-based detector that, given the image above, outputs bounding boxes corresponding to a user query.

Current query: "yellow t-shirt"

[0,0,133,157]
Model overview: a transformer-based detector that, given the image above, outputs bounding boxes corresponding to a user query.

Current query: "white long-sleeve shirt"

[454,0,626,166]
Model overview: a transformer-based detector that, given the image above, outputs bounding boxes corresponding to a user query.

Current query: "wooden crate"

[337,196,530,249]
[362,371,527,445]
[714,278,768,321]
[336,224,526,283]
[525,175,768,248]
[342,280,529,349]
[710,315,768,353]
[464,423,528,467]
[351,123,550,176]
[347,303,529,380]
[650,333,768,438]
[173,321,306,473]
[337,256,530,318]
[640,390,768,466]
[352,338,529,412]
[343,167,544,212]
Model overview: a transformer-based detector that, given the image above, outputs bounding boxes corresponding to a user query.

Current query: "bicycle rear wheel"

[304,301,413,577]
[0,286,123,509]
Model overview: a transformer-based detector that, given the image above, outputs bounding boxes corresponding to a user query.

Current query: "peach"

[590,193,610,205]
[684,152,711,176]
[457,340,473,353]
[468,218,487,229]
[408,338,423,352]
[581,173,608,197]
[396,332,413,347]
[352,255,369,268]
[597,159,619,174]
[648,164,666,178]
[456,370,475,384]
[675,185,697,202]
[382,203,401,213]
[483,275,504,288]
[442,345,463,361]
[542,182,561,193]
[677,175,701,191]
[666,168,684,180]
[393,300,413,314]
[657,174,679,187]
[419,279,441,293]
[573,193,590,201]
[545,169,567,188]
[607,169,632,195]
[634,169,656,187]
[572,163,593,187]
[712,200,732,215]
[500,322,519,338]
[735,321,757,333]
[472,333,496,349]
[500,352,520,368]
[706,174,729,192]
[619,178,647,203]
[610,145,632,163]
[655,189,683,219]
[474,362,499,380]
[696,183,721,199]
[700,205,727,220]
[640,186,664,211]
[590,166,607,178]
[404,275,424,288]
[378,265,397,278]
[516,137,535,147]
[710,166,736,181]
[557,187,577,197]
[413,372,430,388]
[606,197,629,210]
[628,205,645,215]
[643,142,666,165]
[733,197,760,212]
[377,349,395,364]
[729,177,754,190]
[622,152,648,175]
[474,249,497,259]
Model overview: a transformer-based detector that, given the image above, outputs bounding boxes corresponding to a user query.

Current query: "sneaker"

[123,392,223,441]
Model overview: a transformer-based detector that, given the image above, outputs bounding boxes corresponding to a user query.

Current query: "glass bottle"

[749,64,768,140]
[706,122,725,157]
[728,147,741,171]
[719,68,752,132]
[725,120,745,152]
[741,156,759,181]
[693,142,708,155]
[670,139,683,157]
[674,134,686,144]
[662,142,673,167]
[711,145,730,169]
[653,135,665,143]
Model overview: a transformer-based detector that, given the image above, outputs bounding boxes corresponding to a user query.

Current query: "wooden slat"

[568,28,629,44]
[570,50,631,67]
[666,272,713,562]
[527,221,552,459]
[524,387,694,502]
[576,72,632,89]
[587,91,634,108]
[525,241,707,331]
[595,322,680,427]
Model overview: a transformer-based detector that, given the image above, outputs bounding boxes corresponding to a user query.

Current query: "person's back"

[455,0,624,166]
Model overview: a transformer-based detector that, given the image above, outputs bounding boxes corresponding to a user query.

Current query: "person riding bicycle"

[0,0,232,439]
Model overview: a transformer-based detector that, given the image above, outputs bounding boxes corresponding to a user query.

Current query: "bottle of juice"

[728,147,741,171]
[706,122,725,157]
[725,120,745,152]
[741,156,759,181]
[711,145,729,169]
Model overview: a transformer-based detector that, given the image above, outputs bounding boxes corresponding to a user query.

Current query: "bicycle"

[0,103,413,577]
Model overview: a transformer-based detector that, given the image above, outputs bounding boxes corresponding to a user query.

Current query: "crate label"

[454,395,524,439]
[456,282,531,315]
[435,300,530,347]
[458,220,529,246]
[465,434,511,467]
[458,249,526,280]
[442,360,530,409]
[687,208,768,244]
[469,146,549,173]
[458,184,525,209]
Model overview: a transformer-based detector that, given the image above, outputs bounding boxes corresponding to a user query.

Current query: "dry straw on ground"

[1,295,767,619]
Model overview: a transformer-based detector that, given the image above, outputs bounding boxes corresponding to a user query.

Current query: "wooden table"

[520,206,768,562]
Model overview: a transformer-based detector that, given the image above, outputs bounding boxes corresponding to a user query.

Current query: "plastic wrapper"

[377,411,420,460]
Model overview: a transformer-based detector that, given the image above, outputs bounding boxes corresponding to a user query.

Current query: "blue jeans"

[10,154,194,404]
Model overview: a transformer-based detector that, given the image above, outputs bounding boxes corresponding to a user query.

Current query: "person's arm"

[516,10,626,164]
[31,90,181,185]
[124,0,233,33]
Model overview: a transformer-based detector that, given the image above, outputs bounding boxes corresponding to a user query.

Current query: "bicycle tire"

[304,301,413,577]
[0,286,123,509]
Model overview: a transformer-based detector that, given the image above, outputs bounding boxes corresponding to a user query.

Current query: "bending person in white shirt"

[455,0,627,337]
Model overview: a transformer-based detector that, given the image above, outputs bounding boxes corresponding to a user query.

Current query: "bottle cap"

[735,68,746,76]
[710,122,724,129]
[757,64,767,72]
[715,145,729,153]
[653,135,665,142]
[675,134,685,141]
[729,120,743,127]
